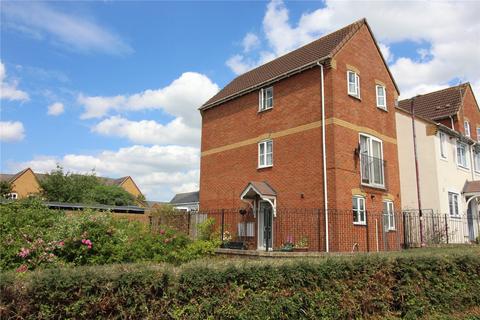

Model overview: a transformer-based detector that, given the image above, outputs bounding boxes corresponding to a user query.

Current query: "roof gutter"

[200,57,331,111]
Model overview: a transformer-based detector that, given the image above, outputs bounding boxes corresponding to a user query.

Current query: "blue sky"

[1,1,479,200]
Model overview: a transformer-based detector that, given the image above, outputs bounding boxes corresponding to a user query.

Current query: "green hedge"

[1,253,480,319]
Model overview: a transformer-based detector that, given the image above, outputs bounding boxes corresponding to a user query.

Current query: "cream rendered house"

[396,84,480,243]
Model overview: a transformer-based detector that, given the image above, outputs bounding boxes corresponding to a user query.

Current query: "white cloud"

[0,61,29,101]
[0,121,25,142]
[47,102,64,116]
[242,33,260,52]
[9,145,200,201]
[226,0,480,101]
[92,116,199,146]
[78,72,219,128]
[2,1,132,55]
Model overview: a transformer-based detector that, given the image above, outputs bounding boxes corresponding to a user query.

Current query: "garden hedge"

[1,252,480,319]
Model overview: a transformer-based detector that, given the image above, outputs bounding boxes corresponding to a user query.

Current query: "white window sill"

[457,165,470,172]
[376,106,388,112]
[258,107,273,113]
[440,156,448,162]
[353,222,367,226]
[257,165,273,170]
[449,215,461,219]
[361,182,386,190]
[387,228,396,232]
[348,93,361,101]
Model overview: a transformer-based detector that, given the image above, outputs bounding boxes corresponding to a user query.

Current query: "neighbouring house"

[0,168,40,199]
[199,18,402,252]
[0,168,144,201]
[396,83,480,243]
[170,191,199,212]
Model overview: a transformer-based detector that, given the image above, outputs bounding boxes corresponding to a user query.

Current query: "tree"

[0,181,13,199]
[39,166,135,206]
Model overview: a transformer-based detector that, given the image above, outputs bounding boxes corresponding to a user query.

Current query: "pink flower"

[16,264,28,273]
[18,248,30,258]
[159,229,166,235]
[81,239,93,249]
[58,241,64,247]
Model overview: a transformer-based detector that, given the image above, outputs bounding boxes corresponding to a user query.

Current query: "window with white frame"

[456,141,469,168]
[259,87,273,111]
[464,121,471,137]
[383,200,395,230]
[477,127,480,142]
[448,192,460,217]
[6,193,18,200]
[353,196,366,224]
[258,140,273,168]
[347,70,360,98]
[376,85,386,110]
[474,150,480,173]
[359,134,385,187]
[439,132,448,159]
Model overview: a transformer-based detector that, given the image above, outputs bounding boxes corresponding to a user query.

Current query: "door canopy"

[240,181,277,216]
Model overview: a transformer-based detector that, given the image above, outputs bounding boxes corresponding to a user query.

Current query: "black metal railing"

[360,154,387,188]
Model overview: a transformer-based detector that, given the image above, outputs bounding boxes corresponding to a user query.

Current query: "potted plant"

[280,235,294,252]
[294,236,309,252]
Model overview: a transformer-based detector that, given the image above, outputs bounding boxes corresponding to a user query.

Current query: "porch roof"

[463,181,480,194]
[240,181,276,199]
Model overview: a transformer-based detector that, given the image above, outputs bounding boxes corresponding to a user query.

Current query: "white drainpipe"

[317,61,329,253]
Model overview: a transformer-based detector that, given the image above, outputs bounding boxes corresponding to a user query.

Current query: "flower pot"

[294,247,308,252]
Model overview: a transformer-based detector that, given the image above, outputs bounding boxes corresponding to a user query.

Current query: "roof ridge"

[399,82,469,102]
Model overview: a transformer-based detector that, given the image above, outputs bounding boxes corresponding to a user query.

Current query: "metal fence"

[149,208,479,252]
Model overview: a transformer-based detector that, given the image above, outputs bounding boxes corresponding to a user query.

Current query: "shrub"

[1,251,480,319]
[197,217,217,241]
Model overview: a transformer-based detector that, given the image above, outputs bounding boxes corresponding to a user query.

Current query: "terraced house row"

[198,18,480,252]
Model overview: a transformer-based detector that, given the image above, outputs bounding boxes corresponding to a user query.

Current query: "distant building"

[169,191,199,211]
[0,167,144,201]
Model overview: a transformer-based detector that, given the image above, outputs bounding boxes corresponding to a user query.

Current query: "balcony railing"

[360,153,387,189]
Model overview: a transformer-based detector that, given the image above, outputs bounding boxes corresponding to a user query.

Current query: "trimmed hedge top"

[2,248,480,319]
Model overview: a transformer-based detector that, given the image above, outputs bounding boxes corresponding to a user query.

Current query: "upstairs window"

[439,132,448,159]
[477,127,480,142]
[352,196,366,225]
[456,142,469,169]
[359,134,385,187]
[474,150,480,173]
[464,121,471,137]
[376,85,386,110]
[347,71,360,98]
[383,200,395,230]
[259,87,273,111]
[448,192,460,217]
[258,140,273,168]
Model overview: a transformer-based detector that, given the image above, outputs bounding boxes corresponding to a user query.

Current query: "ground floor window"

[352,196,366,225]
[383,200,395,230]
[448,192,460,217]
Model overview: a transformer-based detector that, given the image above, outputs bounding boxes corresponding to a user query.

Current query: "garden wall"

[1,251,480,319]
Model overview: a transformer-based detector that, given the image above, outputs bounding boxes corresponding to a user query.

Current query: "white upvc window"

[474,150,480,173]
[259,87,273,111]
[464,121,471,137]
[439,132,448,159]
[347,70,360,98]
[7,193,18,200]
[352,196,366,225]
[376,85,386,110]
[448,192,460,217]
[477,127,480,142]
[258,140,273,168]
[383,200,395,230]
[456,141,469,169]
[359,134,385,187]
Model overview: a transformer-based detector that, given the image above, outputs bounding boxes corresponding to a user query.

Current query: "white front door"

[258,201,273,250]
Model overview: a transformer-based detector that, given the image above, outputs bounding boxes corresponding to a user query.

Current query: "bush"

[0,199,219,271]
[1,251,480,319]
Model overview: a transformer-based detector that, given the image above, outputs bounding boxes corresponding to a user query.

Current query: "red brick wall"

[199,24,402,252]
[457,86,480,140]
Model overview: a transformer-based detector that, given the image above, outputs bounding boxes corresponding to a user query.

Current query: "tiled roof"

[463,181,480,194]
[398,83,468,120]
[241,181,277,199]
[0,174,15,182]
[170,191,200,205]
[201,19,367,110]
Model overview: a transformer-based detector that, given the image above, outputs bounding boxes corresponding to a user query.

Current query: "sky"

[1,0,479,201]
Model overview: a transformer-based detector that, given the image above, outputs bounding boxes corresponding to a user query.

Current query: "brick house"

[199,19,402,252]
[396,83,480,243]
